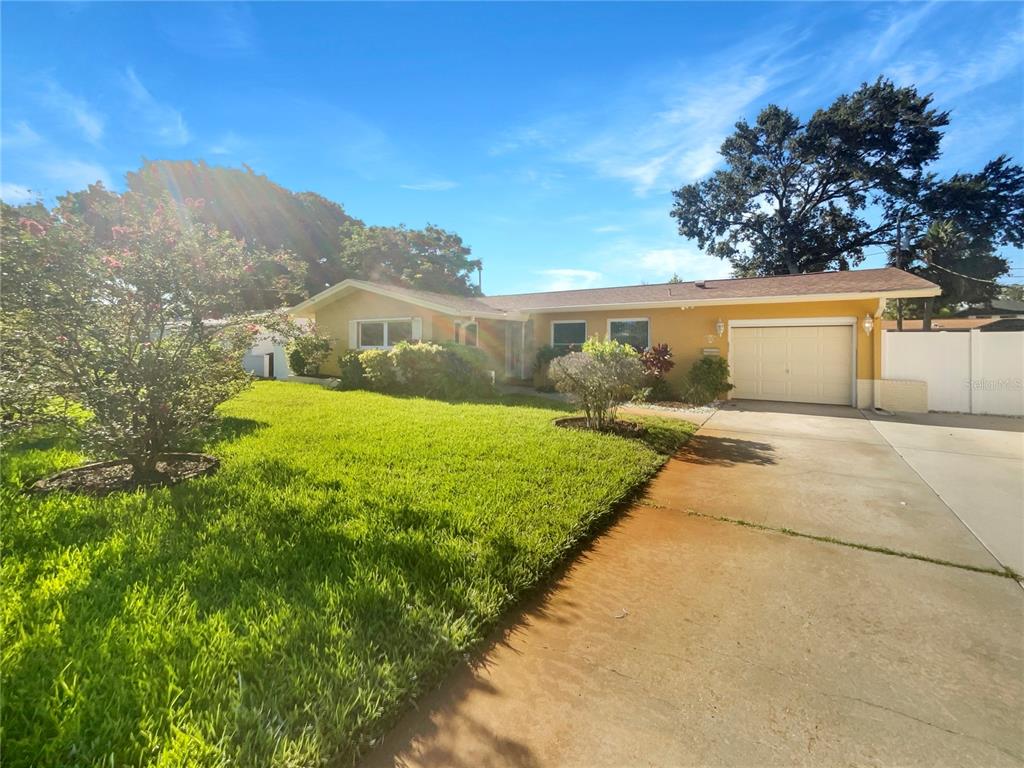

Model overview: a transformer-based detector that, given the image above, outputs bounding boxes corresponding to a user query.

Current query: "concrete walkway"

[365,402,1024,768]
[864,410,1024,574]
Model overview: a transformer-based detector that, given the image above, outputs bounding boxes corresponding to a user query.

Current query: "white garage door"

[731,324,853,405]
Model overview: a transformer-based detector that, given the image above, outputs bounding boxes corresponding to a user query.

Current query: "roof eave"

[511,286,942,314]
[289,279,512,319]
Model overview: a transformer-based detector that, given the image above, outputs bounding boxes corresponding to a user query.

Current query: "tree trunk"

[922,298,934,331]
[129,452,163,484]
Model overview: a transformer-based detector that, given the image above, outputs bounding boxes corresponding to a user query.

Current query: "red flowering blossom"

[19,218,46,237]
[102,255,123,269]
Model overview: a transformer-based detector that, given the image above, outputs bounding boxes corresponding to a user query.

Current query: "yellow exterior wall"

[531,299,882,402]
[310,291,435,375]
[306,288,507,376]
[301,287,889,403]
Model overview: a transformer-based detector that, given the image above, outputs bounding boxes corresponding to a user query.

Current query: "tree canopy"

[337,221,481,295]
[671,78,1024,292]
[1,191,300,476]
[18,159,484,305]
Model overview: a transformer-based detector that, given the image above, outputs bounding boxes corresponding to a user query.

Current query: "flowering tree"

[549,339,645,430]
[1,187,302,481]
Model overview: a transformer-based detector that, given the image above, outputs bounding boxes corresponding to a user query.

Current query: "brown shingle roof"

[295,268,939,317]
[482,267,939,311]
[349,281,501,315]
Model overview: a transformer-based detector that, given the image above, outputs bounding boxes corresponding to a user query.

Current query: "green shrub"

[532,344,573,392]
[682,356,734,405]
[358,349,397,391]
[441,341,491,371]
[638,376,679,403]
[549,338,645,429]
[390,341,449,396]
[357,342,493,399]
[336,351,365,390]
[286,328,332,376]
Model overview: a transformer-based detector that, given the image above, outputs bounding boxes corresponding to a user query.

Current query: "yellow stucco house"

[290,267,940,409]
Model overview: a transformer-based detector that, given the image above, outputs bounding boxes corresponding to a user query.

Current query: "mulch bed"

[28,453,219,496]
[553,416,648,438]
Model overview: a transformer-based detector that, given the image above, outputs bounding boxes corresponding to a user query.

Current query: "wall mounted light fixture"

[862,314,875,335]
[715,319,725,337]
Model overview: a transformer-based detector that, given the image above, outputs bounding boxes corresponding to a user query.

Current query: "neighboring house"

[953,297,1024,319]
[240,317,311,380]
[289,267,940,408]
[242,332,292,380]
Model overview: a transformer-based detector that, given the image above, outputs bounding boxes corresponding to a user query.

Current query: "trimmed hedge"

[342,342,494,399]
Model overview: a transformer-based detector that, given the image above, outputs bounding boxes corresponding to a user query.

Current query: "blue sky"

[2,2,1022,295]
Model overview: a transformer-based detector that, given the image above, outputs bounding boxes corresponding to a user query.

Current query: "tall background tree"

[671,78,1024,314]
[337,221,482,295]
[120,160,482,300]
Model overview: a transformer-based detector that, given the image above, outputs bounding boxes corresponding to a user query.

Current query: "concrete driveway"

[865,410,1024,574]
[365,403,1024,768]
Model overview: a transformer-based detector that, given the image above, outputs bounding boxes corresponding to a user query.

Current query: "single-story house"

[290,267,941,409]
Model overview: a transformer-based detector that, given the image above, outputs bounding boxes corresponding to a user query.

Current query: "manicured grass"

[2,382,694,767]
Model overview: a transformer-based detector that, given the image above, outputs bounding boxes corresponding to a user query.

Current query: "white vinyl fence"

[883,330,1024,416]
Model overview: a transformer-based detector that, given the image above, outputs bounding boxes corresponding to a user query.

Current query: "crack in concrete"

[703,644,1024,764]
[644,502,1017,579]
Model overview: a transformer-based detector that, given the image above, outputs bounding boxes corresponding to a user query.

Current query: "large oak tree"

[671,78,1024,295]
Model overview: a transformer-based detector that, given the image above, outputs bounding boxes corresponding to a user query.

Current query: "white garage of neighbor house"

[242,331,292,380]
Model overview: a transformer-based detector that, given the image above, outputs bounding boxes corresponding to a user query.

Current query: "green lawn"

[2,382,694,767]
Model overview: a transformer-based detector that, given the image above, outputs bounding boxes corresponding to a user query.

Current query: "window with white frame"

[608,318,649,350]
[358,318,414,349]
[551,320,587,351]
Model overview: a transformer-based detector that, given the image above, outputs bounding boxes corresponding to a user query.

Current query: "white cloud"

[38,158,112,193]
[571,72,774,195]
[0,182,38,204]
[123,67,190,146]
[161,4,257,56]
[535,268,604,291]
[208,131,248,156]
[490,29,802,197]
[41,79,105,144]
[488,117,578,156]
[593,224,624,233]
[941,26,1024,100]
[869,2,938,63]
[1,121,42,149]
[635,247,732,282]
[399,179,458,191]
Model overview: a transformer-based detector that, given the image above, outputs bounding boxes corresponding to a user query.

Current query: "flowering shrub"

[548,338,645,429]
[1,188,302,480]
[286,325,332,376]
[636,343,678,402]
